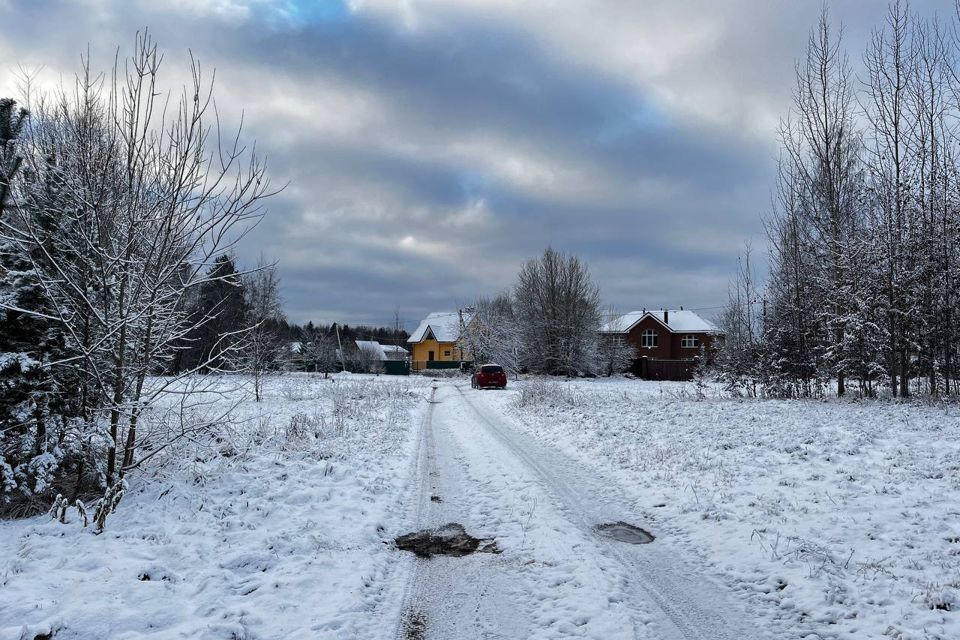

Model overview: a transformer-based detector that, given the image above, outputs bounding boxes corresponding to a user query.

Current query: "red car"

[471,364,507,389]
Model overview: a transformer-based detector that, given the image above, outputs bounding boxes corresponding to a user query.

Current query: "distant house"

[407,311,473,371]
[381,344,409,360]
[354,340,408,361]
[600,308,722,380]
[335,340,411,375]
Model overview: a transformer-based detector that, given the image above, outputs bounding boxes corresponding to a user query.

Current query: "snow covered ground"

[2,373,957,639]
[392,381,764,639]
[478,377,960,640]
[399,381,762,640]
[0,373,430,640]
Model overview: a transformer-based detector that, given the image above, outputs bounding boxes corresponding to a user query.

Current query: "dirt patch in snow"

[594,522,655,544]
[395,523,499,558]
[401,609,427,640]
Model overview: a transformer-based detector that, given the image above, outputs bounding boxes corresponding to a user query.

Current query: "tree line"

[721,2,960,399]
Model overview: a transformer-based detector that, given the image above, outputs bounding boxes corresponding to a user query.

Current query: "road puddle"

[595,521,655,544]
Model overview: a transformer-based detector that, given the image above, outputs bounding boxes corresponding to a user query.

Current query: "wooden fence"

[410,360,465,373]
[634,357,696,381]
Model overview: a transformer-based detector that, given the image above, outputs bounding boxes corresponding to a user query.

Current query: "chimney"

[664,309,669,325]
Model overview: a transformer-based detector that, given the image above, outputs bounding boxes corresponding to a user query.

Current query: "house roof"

[408,311,471,343]
[600,309,720,334]
[382,344,409,355]
[355,340,408,360]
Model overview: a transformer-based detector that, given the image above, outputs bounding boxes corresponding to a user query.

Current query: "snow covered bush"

[286,411,323,442]
[922,582,958,613]
[278,375,325,401]
[514,379,580,409]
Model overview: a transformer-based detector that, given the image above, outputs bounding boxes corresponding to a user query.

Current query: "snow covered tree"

[774,8,866,397]
[176,255,252,374]
[462,294,523,375]
[0,98,51,507]
[752,4,960,399]
[0,32,275,513]
[595,308,637,376]
[242,258,286,401]
[716,249,764,397]
[514,248,601,376]
[0,99,27,212]
[298,329,339,377]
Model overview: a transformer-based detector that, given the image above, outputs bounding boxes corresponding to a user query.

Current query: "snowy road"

[394,381,765,640]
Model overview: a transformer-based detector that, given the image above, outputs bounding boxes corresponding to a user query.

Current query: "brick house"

[600,308,722,379]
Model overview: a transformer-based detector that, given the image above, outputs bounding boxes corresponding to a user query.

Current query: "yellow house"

[408,310,473,371]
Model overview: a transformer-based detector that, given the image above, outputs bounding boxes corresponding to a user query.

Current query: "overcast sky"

[0,0,953,329]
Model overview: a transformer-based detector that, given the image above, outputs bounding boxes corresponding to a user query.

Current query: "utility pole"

[393,306,402,348]
[335,322,346,373]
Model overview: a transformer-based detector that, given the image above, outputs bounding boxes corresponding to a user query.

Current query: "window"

[681,335,700,349]
[641,329,658,348]
[444,350,451,357]
[428,350,435,361]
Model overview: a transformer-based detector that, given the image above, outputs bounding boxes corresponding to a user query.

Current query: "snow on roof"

[354,340,407,360]
[600,309,719,334]
[355,340,385,358]
[382,344,408,355]
[407,311,471,343]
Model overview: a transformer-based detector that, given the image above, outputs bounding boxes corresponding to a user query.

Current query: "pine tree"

[177,255,252,373]
[0,99,72,506]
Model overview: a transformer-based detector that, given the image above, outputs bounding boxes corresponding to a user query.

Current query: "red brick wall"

[670,332,717,359]
[624,316,718,360]
[625,317,672,358]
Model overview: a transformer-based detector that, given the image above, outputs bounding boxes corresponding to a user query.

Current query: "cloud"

[3,0,949,328]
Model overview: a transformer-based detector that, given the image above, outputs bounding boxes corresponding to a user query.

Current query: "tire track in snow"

[392,384,439,640]
[393,384,533,639]
[456,385,766,640]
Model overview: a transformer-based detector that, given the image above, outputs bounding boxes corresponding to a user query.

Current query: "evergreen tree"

[0,99,77,505]
[177,255,251,373]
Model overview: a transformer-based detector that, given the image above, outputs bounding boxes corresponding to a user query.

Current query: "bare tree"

[596,308,637,376]
[716,248,763,397]
[353,343,385,374]
[0,32,276,507]
[862,0,919,397]
[300,331,339,377]
[514,248,601,376]
[243,257,286,402]
[777,7,865,397]
[462,294,523,375]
